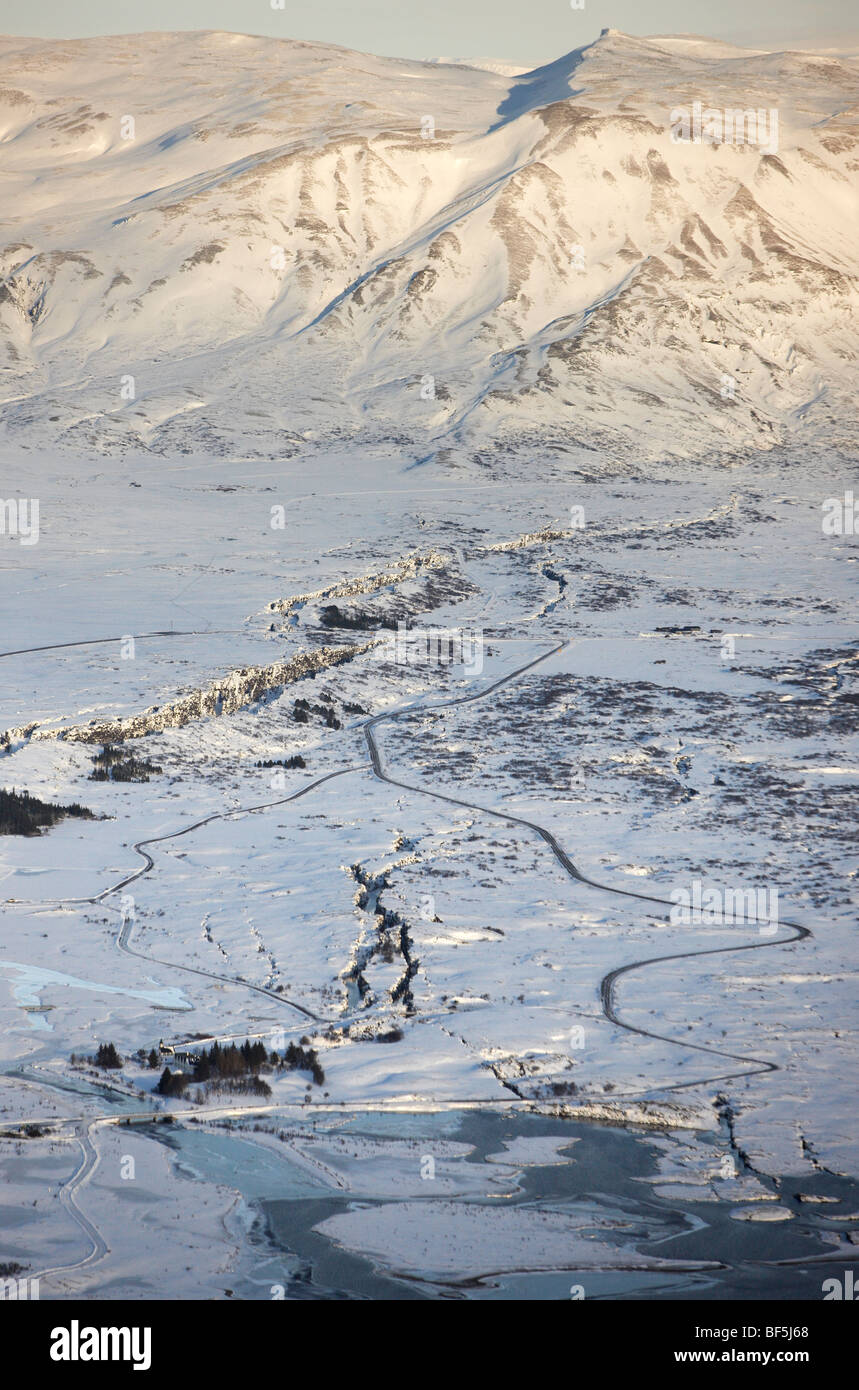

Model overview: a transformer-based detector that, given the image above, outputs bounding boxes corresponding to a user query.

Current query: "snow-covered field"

[0,26,856,1299]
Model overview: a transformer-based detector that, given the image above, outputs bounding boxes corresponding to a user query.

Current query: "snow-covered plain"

[0,27,856,1298]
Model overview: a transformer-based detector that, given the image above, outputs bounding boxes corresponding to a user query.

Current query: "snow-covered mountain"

[1,27,857,460]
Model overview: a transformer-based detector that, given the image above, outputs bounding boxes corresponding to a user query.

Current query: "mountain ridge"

[1,28,857,461]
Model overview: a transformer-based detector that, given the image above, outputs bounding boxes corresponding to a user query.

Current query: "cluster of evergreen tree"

[0,787,94,836]
[280,1041,325,1086]
[153,1037,325,1102]
[156,1066,189,1097]
[89,746,162,782]
[255,755,306,769]
[192,1040,269,1081]
[93,1042,123,1069]
[156,1065,273,1100]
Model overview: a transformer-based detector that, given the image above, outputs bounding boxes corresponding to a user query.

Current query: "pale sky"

[0,0,856,65]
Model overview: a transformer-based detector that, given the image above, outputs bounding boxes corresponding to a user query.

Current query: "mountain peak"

[0,29,856,461]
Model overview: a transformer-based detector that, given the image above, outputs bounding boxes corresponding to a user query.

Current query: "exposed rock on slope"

[2,641,374,746]
[0,28,857,459]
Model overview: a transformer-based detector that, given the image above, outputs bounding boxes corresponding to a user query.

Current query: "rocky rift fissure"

[344,861,420,1020]
[1,641,375,747]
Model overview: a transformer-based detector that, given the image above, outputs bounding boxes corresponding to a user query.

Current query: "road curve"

[32,1121,108,1285]
[98,766,366,1023]
[2,636,814,1293]
[7,639,810,1103]
[362,640,811,1095]
[9,767,365,1024]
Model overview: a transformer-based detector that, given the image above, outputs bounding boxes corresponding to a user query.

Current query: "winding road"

[2,630,813,1290]
[362,639,811,1094]
[8,636,811,1090]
